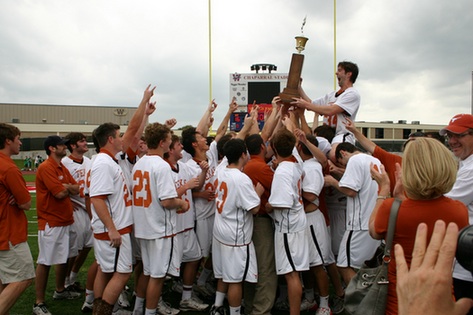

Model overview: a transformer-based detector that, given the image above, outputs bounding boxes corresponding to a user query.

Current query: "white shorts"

[337,230,381,269]
[94,233,133,274]
[327,207,346,256]
[140,237,180,278]
[37,224,77,266]
[212,238,258,283]
[274,230,310,275]
[307,210,335,266]
[195,214,214,257]
[72,210,93,250]
[176,229,202,263]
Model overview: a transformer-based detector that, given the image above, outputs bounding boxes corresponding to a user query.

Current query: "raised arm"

[294,128,328,168]
[215,97,238,143]
[261,96,282,142]
[344,118,376,154]
[122,85,156,153]
[196,99,217,137]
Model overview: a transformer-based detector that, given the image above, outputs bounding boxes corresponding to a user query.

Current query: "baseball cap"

[439,114,473,136]
[44,135,70,151]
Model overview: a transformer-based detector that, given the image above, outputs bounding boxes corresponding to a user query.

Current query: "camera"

[456,225,473,274]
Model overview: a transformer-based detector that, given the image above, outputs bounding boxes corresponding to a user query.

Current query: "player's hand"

[199,160,209,172]
[271,96,282,109]
[344,118,356,133]
[108,229,122,248]
[186,177,200,190]
[294,128,307,144]
[208,99,217,112]
[145,101,157,116]
[165,118,177,128]
[290,97,308,109]
[228,97,238,113]
[323,175,336,187]
[143,84,156,102]
[395,221,473,315]
[200,189,216,201]
[179,200,190,213]
[255,182,265,197]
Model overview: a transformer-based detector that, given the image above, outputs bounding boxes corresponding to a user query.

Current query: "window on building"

[403,129,411,139]
[375,128,384,139]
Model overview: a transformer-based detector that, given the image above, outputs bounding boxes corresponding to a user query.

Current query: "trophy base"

[279,88,299,117]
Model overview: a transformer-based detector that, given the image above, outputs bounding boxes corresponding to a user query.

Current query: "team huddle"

[6,60,471,315]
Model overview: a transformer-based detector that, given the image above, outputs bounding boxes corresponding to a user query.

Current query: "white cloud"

[0,0,472,127]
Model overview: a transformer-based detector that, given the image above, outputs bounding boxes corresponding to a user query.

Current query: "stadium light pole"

[208,0,213,103]
[334,0,337,90]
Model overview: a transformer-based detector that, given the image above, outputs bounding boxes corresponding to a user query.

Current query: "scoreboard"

[229,72,288,131]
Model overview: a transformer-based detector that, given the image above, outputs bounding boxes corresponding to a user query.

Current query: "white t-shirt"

[447,154,473,281]
[339,153,380,231]
[213,167,260,246]
[62,155,91,212]
[131,154,178,239]
[171,160,196,233]
[312,87,360,143]
[186,141,219,221]
[269,150,306,233]
[301,158,324,208]
[89,152,133,234]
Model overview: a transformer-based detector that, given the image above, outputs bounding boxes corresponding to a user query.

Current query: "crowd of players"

[1,60,473,315]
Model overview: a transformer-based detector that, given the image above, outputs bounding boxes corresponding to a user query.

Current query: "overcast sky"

[1,0,472,128]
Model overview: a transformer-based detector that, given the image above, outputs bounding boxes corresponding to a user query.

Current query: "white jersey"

[447,153,473,281]
[269,150,306,233]
[62,155,91,212]
[89,151,133,235]
[186,141,219,221]
[116,151,136,191]
[312,87,360,143]
[338,153,380,231]
[213,167,260,246]
[170,160,196,233]
[301,158,324,208]
[132,154,179,239]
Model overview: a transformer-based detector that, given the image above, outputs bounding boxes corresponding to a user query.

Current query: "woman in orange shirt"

[369,137,469,315]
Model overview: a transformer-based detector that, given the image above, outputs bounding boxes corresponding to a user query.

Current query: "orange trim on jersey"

[94,225,133,240]
[99,149,118,162]
[67,154,83,164]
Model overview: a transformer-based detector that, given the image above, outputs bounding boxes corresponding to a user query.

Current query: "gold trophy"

[279,18,309,115]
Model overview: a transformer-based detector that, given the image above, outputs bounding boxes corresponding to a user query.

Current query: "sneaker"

[209,305,227,315]
[157,300,180,315]
[301,298,318,311]
[53,287,81,300]
[316,307,332,315]
[193,283,215,300]
[67,281,85,292]
[273,298,289,311]
[118,289,130,308]
[33,303,52,315]
[331,294,345,314]
[179,296,209,311]
[81,300,93,313]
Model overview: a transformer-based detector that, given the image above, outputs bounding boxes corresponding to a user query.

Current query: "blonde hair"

[402,137,458,200]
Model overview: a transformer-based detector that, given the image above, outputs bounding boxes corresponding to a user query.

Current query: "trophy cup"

[279,18,309,115]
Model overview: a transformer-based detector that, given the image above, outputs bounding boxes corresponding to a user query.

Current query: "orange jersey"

[0,152,31,250]
[36,157,76,230]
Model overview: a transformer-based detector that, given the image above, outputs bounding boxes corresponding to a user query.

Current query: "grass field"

[10,161,346,315]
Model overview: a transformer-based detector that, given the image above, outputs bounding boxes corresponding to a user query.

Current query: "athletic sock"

[182,285,192,300]
[133,296,145,313]
[229,306,241,315]
[214,291,226,307]
[304,288,315,301]
[85,289,94,303]
[320,295,329,309]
